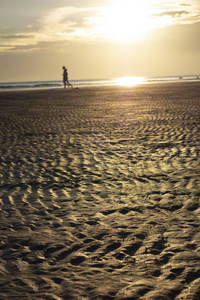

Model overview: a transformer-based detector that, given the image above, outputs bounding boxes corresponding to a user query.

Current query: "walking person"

[62,66,73,88]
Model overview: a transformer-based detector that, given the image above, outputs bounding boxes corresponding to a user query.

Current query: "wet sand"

[0,82,200,300]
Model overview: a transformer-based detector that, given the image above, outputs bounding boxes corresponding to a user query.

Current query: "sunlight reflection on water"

[115,77,144,86]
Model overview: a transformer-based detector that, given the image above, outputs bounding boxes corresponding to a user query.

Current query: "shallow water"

[0,74,200,91]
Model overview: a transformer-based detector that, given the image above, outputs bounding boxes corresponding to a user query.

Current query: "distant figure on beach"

[62,66,73,88]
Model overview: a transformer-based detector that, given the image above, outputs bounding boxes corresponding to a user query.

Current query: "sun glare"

[115,77,144,86]
[99,0,153,41]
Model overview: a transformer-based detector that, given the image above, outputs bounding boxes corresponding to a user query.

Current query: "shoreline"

[0,82,200,299]
[0,78,200,93]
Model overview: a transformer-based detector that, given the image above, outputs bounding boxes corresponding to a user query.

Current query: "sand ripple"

[0,83,200,299]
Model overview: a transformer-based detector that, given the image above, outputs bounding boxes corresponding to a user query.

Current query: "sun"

[99,0,153,41]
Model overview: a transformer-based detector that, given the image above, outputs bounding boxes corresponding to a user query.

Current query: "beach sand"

[0,82,200,300]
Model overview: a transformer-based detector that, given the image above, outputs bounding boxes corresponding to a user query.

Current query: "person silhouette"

[62,66,73,88]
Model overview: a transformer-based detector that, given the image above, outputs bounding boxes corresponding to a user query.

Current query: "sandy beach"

[0,82,200,300]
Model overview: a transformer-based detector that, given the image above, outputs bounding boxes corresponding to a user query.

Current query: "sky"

[0,0,200,82]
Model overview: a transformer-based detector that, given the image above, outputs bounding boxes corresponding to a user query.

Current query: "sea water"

[0,75,199,91]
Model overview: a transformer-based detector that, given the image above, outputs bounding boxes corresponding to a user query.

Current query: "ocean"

[0,75,200,91]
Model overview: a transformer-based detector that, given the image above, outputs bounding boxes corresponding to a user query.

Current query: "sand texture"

[0,82,200,300]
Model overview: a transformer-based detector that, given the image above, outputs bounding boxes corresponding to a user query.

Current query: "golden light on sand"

[115,76,144,86]
[100,0,152,41]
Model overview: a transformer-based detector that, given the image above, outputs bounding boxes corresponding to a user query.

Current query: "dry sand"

[0,82,200,300]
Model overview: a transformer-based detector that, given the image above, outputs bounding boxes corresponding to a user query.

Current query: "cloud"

[153,10,189,18]
[151,4,200,27]
[40,4,200,40]
[0,3,200,54]
[0,6,92,52]
[40,6,100,39]
[0,33,38,52]
[0,6,102,53]
[0,34,35,39]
